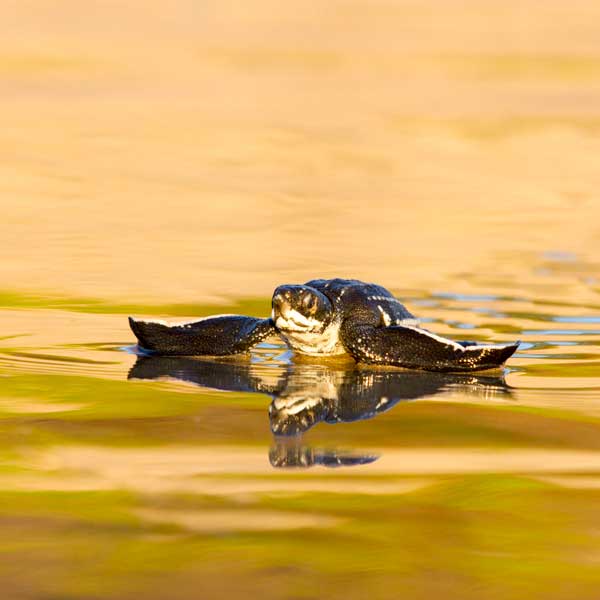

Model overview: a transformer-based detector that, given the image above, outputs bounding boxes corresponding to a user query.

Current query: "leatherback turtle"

[128,278,519,372]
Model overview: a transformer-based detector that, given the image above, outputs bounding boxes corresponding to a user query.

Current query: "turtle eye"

[302,293,316,313]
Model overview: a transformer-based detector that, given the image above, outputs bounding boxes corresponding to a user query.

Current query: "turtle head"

[271,285,333,333]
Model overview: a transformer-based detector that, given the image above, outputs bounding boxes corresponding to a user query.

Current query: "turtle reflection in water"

[129,355,511,468]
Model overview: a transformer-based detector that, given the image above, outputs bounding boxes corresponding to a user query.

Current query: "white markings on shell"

[377,305,392,327]
[397,318,420,327]
[368,295,402,303]
[367,295,420,327]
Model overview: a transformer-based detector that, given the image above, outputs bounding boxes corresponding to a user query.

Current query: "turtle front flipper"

[128,315,276,356]
[340,321,519,372]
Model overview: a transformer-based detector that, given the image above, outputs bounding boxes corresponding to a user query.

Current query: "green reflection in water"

[1,478,600,599]
[1,285,599,599]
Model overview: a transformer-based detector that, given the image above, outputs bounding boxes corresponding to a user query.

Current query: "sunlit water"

[2,283,600,599]
[2,0,600,598]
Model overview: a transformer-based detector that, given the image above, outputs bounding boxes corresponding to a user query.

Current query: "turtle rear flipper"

[129,315,276,356]
[340,322,519,372]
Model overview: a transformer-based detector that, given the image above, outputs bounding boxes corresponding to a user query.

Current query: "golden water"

[1,1,600,598]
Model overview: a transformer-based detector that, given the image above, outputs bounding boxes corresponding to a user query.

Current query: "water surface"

[2,285,600,599]
[1,1,600,598]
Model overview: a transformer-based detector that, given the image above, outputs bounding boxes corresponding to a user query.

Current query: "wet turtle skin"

[129,278,519,372]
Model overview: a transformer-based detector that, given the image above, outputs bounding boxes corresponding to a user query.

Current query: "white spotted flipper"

[128,315,277,356]
[340,322,519,372]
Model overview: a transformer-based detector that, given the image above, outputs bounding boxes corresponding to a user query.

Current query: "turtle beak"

[272,294,292,321]
[272,293,291,319]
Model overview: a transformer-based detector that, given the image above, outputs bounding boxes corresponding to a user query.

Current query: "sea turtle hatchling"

[128,278,519,372]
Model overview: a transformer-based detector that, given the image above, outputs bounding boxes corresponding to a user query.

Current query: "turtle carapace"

[128,278,519,372]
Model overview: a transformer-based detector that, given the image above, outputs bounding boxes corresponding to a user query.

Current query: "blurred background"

[1,1,600,599]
